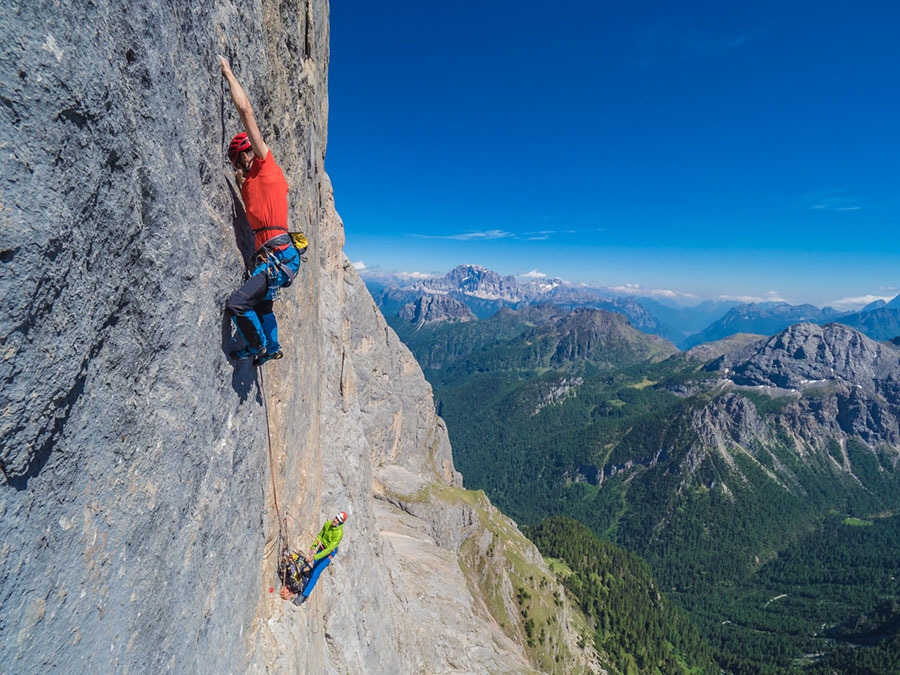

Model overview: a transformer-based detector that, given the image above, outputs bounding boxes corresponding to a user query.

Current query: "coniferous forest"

[526,516,718,674]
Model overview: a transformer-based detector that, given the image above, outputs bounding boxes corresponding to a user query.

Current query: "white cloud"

[411,229,514,241]
[830,294,895,311]
[609,283,643,294]
[813,204,860,211]
[650,289,683,299]
[524,230,553,241]
[519,269,547,279]
[801,189,861,212]
[719,290,786,304]
[356,266,434,284]
[609,283,694,299]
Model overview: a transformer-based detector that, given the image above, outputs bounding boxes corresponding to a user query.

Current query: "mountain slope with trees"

[392,308,900,672]
[527,516,718,675]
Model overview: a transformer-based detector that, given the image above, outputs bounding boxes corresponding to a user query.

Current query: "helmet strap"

[239,151,253,174]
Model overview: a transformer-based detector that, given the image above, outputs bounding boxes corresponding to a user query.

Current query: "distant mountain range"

[369,264,669,336]
[681,302,846,348]
[364,264,900,347]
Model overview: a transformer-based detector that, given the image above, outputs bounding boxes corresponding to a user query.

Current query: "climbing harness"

[251,231,308,302]
[255,233,296,294]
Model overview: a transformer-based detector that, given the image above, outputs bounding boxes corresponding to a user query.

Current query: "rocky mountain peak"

[374,264,667,338]
[446,263,492,283]
[415,264,527,301]
[710,322,900,395]
[398,293,477,326]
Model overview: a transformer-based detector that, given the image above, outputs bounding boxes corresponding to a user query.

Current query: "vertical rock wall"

[1,2,596,673]
[0,1,330,671]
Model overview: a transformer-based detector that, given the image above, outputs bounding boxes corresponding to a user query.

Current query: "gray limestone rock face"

[0,0,327,671]
[1,2,593,674]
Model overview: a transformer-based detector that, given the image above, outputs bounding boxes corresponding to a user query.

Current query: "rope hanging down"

[259,365,321,634]
[259,366,284,527]
[259,366,292,594]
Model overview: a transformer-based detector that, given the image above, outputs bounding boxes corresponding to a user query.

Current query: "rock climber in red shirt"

[220,55,300,365]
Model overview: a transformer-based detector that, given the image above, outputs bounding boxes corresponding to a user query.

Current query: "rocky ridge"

[421,264,538,301]
[663,323,900,491]
[579,323,900,504]
[710,322,900,397]
[398,293,477,327]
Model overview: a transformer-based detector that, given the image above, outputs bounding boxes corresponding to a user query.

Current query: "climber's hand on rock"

[218,55,233,78]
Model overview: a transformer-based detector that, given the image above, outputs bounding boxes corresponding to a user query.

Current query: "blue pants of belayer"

[302,548,337,599]
[226,245,300,355]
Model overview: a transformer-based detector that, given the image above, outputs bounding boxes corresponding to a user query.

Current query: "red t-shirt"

[240,149,289,251]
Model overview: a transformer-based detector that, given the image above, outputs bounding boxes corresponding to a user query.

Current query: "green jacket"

[312,519,344,560]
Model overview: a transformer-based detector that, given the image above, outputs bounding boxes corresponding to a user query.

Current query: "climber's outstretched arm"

[219,55,270,161]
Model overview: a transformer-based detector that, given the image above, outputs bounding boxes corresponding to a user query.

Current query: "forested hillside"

[390,308,900,672]
[526,516,717,674]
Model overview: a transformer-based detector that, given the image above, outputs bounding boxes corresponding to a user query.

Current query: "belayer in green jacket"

[281,511,346,606]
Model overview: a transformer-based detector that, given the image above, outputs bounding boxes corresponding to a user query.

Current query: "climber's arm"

[219,55,270,161]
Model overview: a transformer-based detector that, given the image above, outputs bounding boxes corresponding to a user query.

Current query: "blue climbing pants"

[226,244,300,354]
[302,547,337,599]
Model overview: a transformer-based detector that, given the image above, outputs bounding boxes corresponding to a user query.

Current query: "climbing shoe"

[254,350,283,366]
[292,594,307,606]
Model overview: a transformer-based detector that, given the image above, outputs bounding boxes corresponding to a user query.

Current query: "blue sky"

[326,1,899,309]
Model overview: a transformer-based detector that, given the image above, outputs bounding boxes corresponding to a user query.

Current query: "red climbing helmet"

[228,132,252,165]
[335,511,348,525]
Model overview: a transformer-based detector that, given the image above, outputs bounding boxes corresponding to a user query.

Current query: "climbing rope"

[259,365,293,595]
[259,366,284,529]
[259,365,320,630]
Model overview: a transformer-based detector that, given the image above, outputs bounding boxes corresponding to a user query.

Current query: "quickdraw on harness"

[253,228,309,300]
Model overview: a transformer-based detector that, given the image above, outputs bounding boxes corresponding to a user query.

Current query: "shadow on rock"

[220,178,261,401]
[223,310,256,401]
[226,179,255,269]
